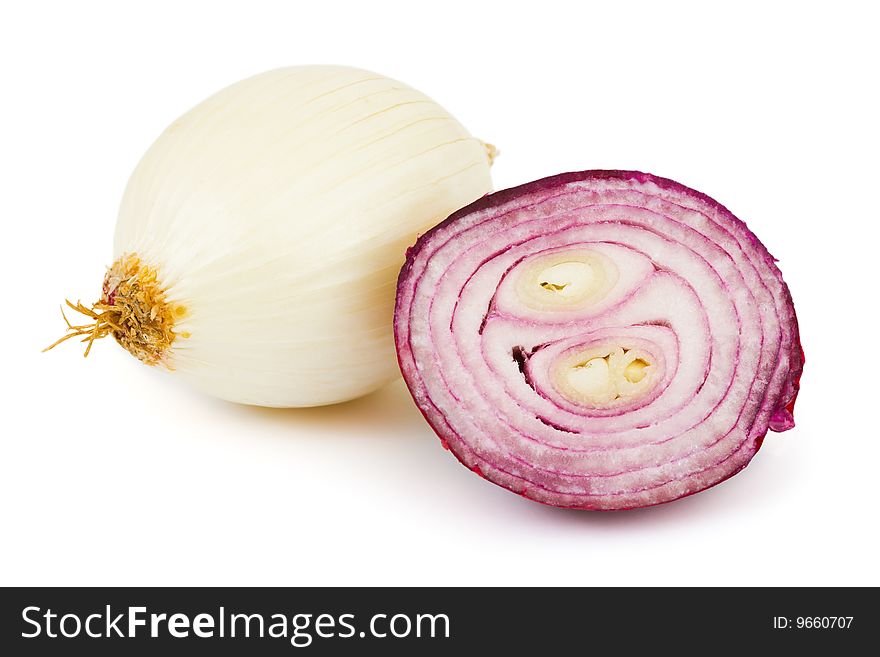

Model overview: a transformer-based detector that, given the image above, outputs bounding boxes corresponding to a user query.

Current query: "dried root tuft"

[44,254,185,366]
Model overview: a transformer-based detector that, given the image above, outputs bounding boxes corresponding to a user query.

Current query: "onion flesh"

[394,171,803,510]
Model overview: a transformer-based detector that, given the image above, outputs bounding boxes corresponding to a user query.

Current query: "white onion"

[50,66,494,407]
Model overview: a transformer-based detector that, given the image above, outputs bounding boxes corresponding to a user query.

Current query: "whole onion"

[395,171,803,510]
[47,66,494,407]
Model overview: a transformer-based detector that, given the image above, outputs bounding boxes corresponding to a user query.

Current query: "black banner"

[0,587,873,655]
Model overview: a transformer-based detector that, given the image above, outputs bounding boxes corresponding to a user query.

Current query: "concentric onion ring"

[394,171,803,510]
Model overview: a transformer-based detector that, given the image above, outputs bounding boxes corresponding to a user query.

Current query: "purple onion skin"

[395,170,803,511]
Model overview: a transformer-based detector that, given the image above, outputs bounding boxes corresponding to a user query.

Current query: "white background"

[1,1,877,586]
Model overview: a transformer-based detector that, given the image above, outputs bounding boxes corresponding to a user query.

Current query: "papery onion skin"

[395,170,803,510]
[95,66,493,407]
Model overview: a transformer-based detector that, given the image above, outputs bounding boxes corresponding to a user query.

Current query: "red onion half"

[395,171,803,510]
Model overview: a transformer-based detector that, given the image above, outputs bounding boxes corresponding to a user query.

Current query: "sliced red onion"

[394,171,803,510]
